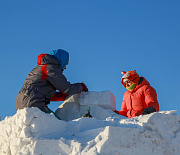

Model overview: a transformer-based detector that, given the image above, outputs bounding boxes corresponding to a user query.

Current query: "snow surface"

[0,91,180,155]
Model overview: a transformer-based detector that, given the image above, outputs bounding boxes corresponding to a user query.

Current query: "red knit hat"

[121,70,140,88]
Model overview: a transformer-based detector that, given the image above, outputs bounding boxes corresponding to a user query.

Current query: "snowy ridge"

[0,108,180,155]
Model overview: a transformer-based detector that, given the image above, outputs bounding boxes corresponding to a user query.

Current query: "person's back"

[16,49,88,115]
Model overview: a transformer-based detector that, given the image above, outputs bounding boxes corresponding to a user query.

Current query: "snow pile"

[55,91,116,121]
[0,91,180,155]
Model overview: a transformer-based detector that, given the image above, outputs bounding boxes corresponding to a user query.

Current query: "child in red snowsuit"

[115,70,159,118]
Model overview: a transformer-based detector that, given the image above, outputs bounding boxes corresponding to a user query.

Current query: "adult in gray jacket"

[16,49,88,118]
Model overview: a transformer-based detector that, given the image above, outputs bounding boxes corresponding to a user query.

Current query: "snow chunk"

[55,94,81,121]
[55,91,116,121]
[80,90,116,110]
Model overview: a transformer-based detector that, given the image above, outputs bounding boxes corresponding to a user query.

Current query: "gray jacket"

[16,54,83,112]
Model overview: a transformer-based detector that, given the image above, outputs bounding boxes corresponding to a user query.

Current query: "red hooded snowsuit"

[118,77,159,118]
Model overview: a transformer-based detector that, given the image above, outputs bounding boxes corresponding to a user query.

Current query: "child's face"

[124,80,133,87]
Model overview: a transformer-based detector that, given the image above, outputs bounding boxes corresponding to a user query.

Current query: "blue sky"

[0,0,180,120]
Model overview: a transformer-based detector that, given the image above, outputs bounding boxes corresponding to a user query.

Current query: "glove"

[45,98,50,105]
[81,83,88,92]
[143,107,156,115]
[114,110,119,114]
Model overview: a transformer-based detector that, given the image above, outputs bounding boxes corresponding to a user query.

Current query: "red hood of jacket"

[37,53,60,66]
[37,54,49,65]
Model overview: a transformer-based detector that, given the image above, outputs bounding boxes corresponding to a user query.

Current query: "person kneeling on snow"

[114,70,159,118]
[16,49,88,119]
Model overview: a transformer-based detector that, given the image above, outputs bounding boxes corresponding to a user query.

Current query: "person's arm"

[119,99,128,117]
[114,98,128,117]
[144,86,159,112]
[50,91,68,101]
[47,64,88,95]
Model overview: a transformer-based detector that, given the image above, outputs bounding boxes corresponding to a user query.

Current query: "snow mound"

[0,107,180,155]
[0,91,180,154]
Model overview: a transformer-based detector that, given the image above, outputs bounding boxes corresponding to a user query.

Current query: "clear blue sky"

[0,0,180,120]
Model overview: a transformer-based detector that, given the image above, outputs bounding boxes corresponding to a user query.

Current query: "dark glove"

[81,83,88,92]
[45,98,50,105]
[143,107,156,115]
[114,110,119,114]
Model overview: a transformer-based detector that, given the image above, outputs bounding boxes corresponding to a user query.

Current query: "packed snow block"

[63,93,80,104]
[55,94,81,121]
[80,91,116,110]
[55,91,116,121]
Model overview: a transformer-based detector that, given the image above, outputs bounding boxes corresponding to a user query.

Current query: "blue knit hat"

[50,49,69,70]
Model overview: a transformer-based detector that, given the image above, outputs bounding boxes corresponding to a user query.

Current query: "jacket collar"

[37,54,60,66]
[129,77,150,93]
